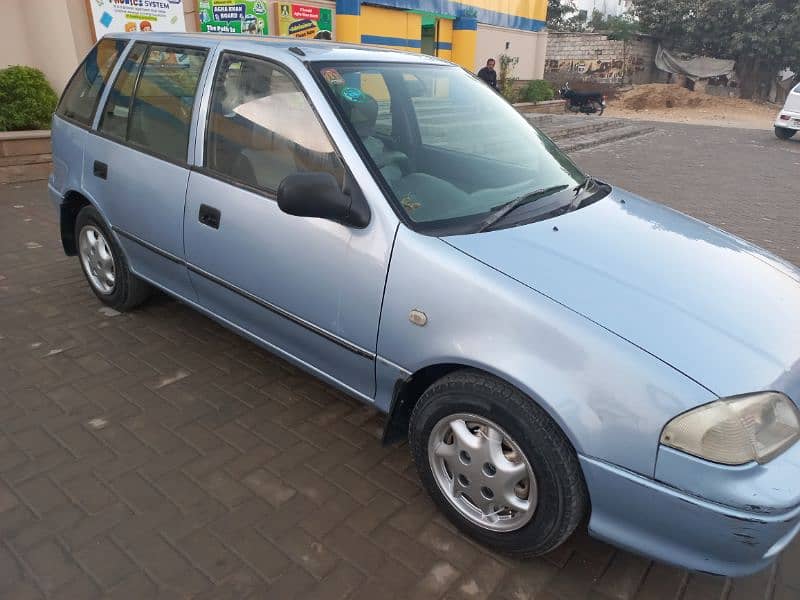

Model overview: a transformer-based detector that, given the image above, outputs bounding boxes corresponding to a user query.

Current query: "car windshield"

[316,62,586,233]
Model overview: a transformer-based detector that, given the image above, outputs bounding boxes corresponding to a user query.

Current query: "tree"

[605,15,640,42]
[630,0,699,48]
[547,0,577,29]
[632,0,800,99]
[547,0,587,31]
[589,9,607,30]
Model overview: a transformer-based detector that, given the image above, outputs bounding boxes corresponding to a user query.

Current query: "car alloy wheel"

[428,412,537,532]
[79,224,116,295]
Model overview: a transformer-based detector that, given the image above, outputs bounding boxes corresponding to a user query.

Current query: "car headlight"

[660,392,800,465]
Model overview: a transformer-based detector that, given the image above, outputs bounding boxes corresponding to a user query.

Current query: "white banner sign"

[89,0,188,36]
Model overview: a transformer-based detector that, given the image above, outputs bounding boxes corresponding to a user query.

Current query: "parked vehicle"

[559,82,606,115]
[51,34,800,577]
[775,81,800,140]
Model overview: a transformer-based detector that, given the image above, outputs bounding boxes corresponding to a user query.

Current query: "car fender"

[377,225,715,477]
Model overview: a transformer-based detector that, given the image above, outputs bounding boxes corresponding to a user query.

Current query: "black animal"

[559,83,606,115]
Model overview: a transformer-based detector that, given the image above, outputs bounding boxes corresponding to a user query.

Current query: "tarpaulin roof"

[655,46,736,80]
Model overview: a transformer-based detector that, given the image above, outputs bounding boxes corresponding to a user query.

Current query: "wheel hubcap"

[428,413,537,532]
[79,225,116,295]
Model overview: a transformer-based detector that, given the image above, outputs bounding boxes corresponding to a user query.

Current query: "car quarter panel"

[377,226,716,476]
[48,117,87,207]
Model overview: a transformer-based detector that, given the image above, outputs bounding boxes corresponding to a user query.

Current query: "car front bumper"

[775,108,800,131]
[580,448,800,576]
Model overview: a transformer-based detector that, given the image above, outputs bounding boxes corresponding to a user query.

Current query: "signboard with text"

[88,0,187,36]
[277,3,333,39]
[199,1,269,35]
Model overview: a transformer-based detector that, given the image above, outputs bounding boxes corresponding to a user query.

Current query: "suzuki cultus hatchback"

[50,33,800,576]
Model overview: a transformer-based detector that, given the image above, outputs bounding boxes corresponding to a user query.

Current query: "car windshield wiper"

[478,185,569,233]
[574,175,596,195]
[565,175,599,212]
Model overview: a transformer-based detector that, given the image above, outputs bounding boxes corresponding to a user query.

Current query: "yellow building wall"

[336,13,360,43]
[436,18,453,61]
[451,27,476,70]
[360,5,422,53]
[461,0,547,23]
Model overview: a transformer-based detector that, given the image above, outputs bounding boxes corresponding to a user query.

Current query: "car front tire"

[775,126,797,140]
[409,369,587,557]
[75,205,151,311]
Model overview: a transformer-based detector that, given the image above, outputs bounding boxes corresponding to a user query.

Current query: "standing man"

[477,58,497,89]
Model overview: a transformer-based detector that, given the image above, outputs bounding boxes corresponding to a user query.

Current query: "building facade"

[1,0,547,94]
[334,0,547,80]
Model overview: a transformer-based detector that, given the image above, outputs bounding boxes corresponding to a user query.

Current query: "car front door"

[183,52,396,398]
[83,41,212,299]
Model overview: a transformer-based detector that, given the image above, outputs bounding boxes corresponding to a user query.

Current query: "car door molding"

[112,226,184,264]
[112,225,376,360]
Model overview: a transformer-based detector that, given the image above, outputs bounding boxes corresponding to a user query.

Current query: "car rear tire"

[75,205,151,311]
[775,126,796,140]
[409,369,587,557]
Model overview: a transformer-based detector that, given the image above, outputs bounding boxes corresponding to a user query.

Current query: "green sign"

[199,1,269,35]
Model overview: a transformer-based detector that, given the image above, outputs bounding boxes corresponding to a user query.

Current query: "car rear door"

[183,51,396,399]
[82,40,214,299]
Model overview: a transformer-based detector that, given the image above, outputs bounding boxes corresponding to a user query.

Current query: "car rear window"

[57,38,128,127]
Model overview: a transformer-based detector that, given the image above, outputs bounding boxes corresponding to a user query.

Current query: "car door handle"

[93,161,108,180]
[198,204,221,229]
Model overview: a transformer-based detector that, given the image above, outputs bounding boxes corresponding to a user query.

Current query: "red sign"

[292,4,320,20]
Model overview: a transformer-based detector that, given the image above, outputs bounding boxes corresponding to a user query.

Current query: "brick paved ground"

[0,123,798,599]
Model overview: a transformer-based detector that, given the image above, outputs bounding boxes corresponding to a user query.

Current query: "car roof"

[104,32,453,65]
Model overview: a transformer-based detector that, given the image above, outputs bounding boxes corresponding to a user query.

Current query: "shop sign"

[277,3,333,39]
[199,1,269,35]
[89,0,187,35]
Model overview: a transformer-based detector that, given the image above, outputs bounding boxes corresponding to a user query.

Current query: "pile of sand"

[606,83,779,130]
[621,84,715,110]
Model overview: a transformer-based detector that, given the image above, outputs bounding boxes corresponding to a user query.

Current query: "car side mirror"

[277,172,370,228]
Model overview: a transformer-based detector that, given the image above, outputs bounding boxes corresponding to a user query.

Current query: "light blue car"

[49,33,800,576]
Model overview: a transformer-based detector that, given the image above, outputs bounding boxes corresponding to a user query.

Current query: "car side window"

[205,53,343,193]
[100,43,208,163]
[99,43,147,141]
[57,38,128,127]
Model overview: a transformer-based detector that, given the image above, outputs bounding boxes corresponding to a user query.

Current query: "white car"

[775,81,800,139]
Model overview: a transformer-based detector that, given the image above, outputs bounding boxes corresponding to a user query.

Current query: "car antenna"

[289,46,306,56]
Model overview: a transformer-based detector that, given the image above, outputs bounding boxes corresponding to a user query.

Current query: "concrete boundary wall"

[544,32,662,87]
[0,131,51,184]
[476,24,547,80]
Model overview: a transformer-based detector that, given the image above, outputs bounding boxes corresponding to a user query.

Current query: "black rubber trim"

[112,226,183,264]
[111,226,375,360]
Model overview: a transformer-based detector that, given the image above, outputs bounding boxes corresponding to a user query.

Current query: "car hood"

[445,189,800,402]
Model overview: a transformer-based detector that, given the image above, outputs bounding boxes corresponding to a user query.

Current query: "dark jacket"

[477,66,497,89]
